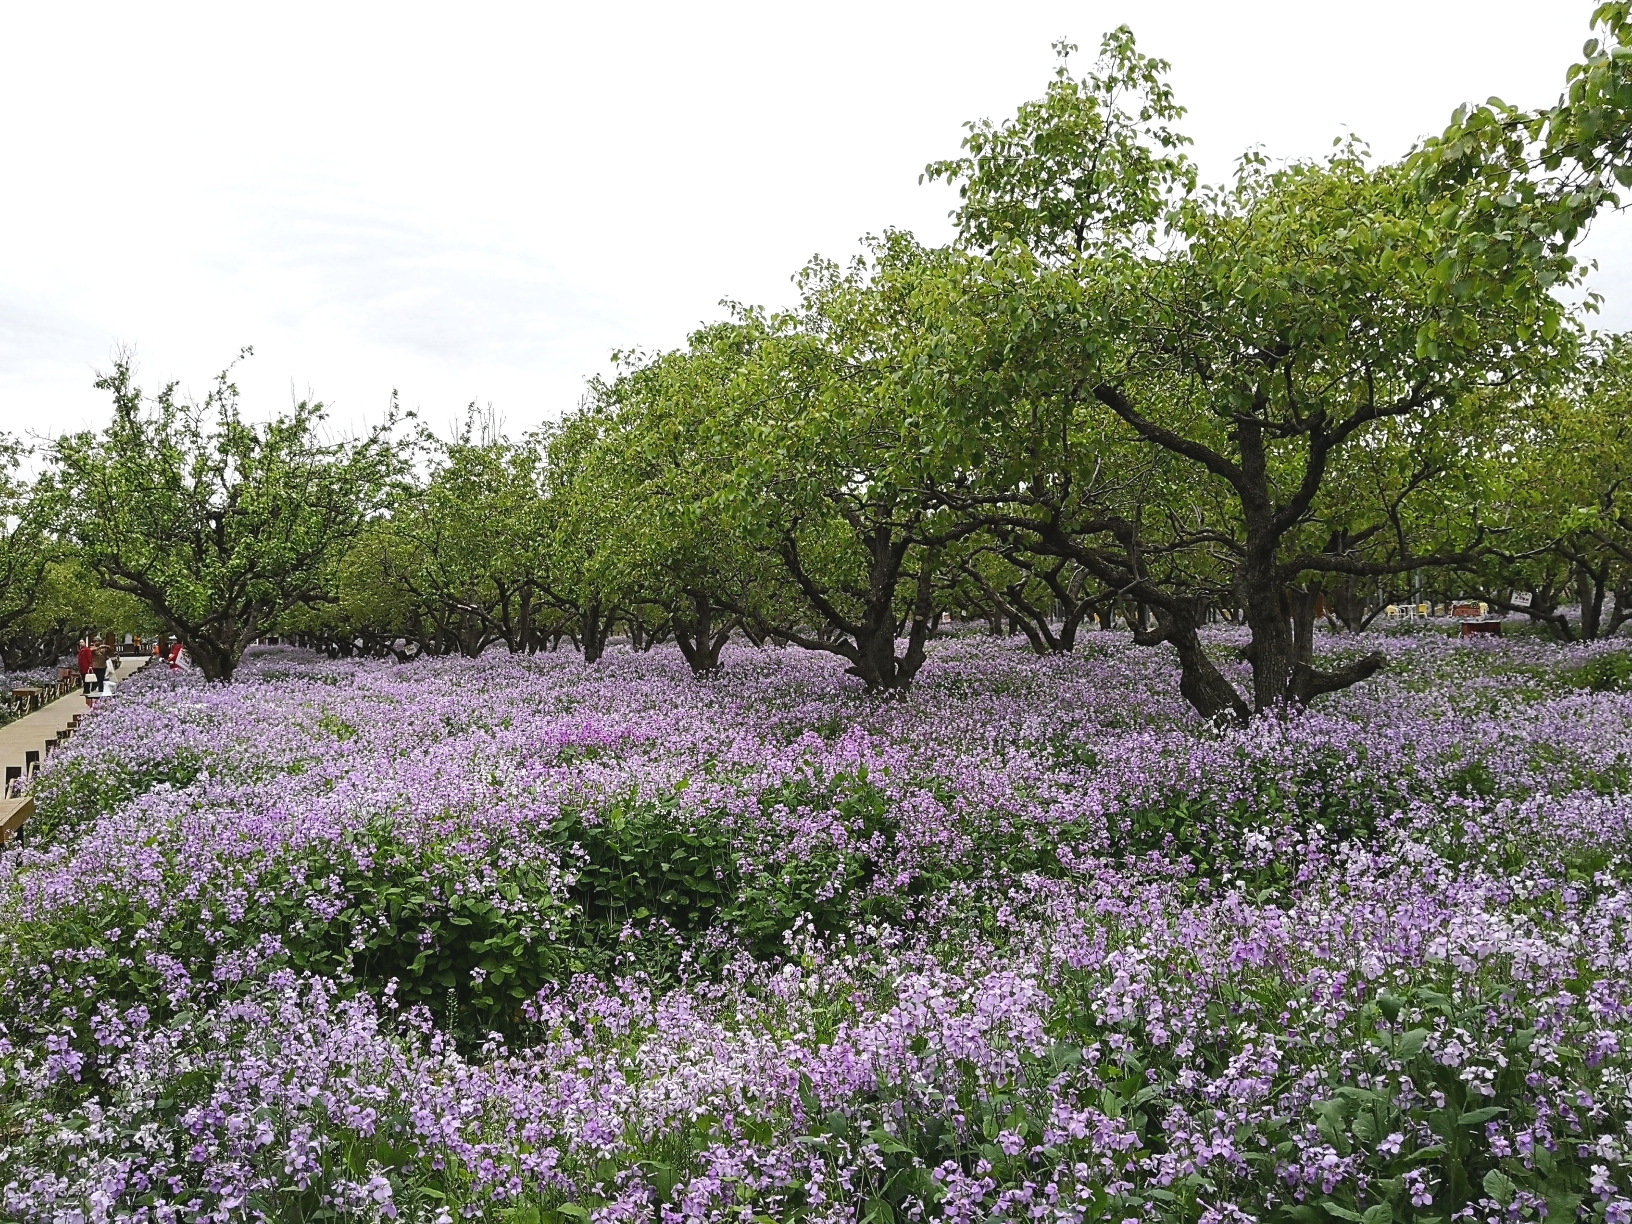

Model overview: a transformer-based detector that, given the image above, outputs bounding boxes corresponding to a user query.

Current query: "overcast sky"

[1,2,1626,443]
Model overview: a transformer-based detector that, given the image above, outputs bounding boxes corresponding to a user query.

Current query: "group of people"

[76,636,120,697]
[75,634,188,699]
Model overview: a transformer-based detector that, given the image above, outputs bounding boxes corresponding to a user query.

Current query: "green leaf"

[1395,1029,1429,1059]
[1546,1191,1582,1224]
[1483,1170,1516,1205]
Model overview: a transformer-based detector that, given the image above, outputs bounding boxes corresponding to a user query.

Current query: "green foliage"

[1266,986,1603,1224]
[0,434,73,670]
[923,28,1193,259]
[547,796,734,976]
[51,351,407,680]
[1567,651,1632,692]
[548,776,905,978]
[15,773,923,1039]
[342,417,560,659]
[3,815,574,1043]
[24,749,205,843]
[265,823,573,1038]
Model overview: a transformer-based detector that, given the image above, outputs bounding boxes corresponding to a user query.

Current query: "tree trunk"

[184,635,238,681]
[769,528,939,692]
[513,588,533,654]
[674,591,731,674]
[847,544,937,691]
[1243,567,1382,712]
[1578,562,1607,641]
[1240,548,1296,710]
[1330,575,1371,632]
[1289,586,1319,667]
[1609,580,1632,637]
[581,602,609,664]
[1140,602,1249,724]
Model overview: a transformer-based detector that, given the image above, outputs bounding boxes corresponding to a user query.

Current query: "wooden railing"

[4,670,82,723]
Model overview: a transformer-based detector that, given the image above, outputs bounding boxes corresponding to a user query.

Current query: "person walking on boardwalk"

[77,640,95,694]
[90,640,110,696]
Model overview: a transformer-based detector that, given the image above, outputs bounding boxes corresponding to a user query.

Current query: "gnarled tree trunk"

[674,591,732,674]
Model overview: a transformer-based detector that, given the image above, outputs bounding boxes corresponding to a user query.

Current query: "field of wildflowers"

[2,630,1632,1224]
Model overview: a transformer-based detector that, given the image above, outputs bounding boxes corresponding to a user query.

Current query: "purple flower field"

[3,632,1632,1224]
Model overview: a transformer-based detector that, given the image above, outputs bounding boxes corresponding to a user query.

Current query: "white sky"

[1,1,1626,444]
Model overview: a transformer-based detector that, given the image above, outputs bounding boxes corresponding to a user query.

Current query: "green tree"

[912,74,1586,718]
[53,352,406,681]
[4,557,160,672]
[583,329,812,674]
[922,29,1193,261]
[0,435,63,671]
[360,417,553,658]
[705,252,980,691]
[1473,337,1632,640]
[536,408,633,664]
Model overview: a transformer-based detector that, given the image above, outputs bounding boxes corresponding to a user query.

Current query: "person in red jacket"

[77,640,95,694]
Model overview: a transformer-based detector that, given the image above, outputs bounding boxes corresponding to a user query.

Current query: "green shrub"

[1566,651,1632,693]
[547,775,900,978]
[23,751,205,844]
[0,818,576,1046]
[266,824,574,1038]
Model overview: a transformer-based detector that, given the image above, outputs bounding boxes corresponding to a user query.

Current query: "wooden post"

[0,796,36,841]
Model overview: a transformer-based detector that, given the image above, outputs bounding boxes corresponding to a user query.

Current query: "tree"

[53,352,406,681]
[3,557,159,672]
[0,435,62,670]
[950,540,1109,654]
[922,29,1193,262]
[360,418,553,658]
[581,336,789,674]
[1472,337,1632,640]
[535,408,633,664]
[908,57,1588,719]
[701,253,983,692]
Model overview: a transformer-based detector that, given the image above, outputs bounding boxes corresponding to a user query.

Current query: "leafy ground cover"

[2,631,1632,1224]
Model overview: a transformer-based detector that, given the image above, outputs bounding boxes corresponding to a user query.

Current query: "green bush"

[547,774,901,979]
[266,823,574,1038]
[1566,651,1632,693]
[5,775,914,1051]
[24,751,203,843]
[0,818,576,1047]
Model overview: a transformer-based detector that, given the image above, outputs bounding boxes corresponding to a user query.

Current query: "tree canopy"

[22,10,1632,716]
[52,352,405,680]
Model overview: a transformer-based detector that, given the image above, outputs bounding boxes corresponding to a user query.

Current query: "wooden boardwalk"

[0,655,152,838]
